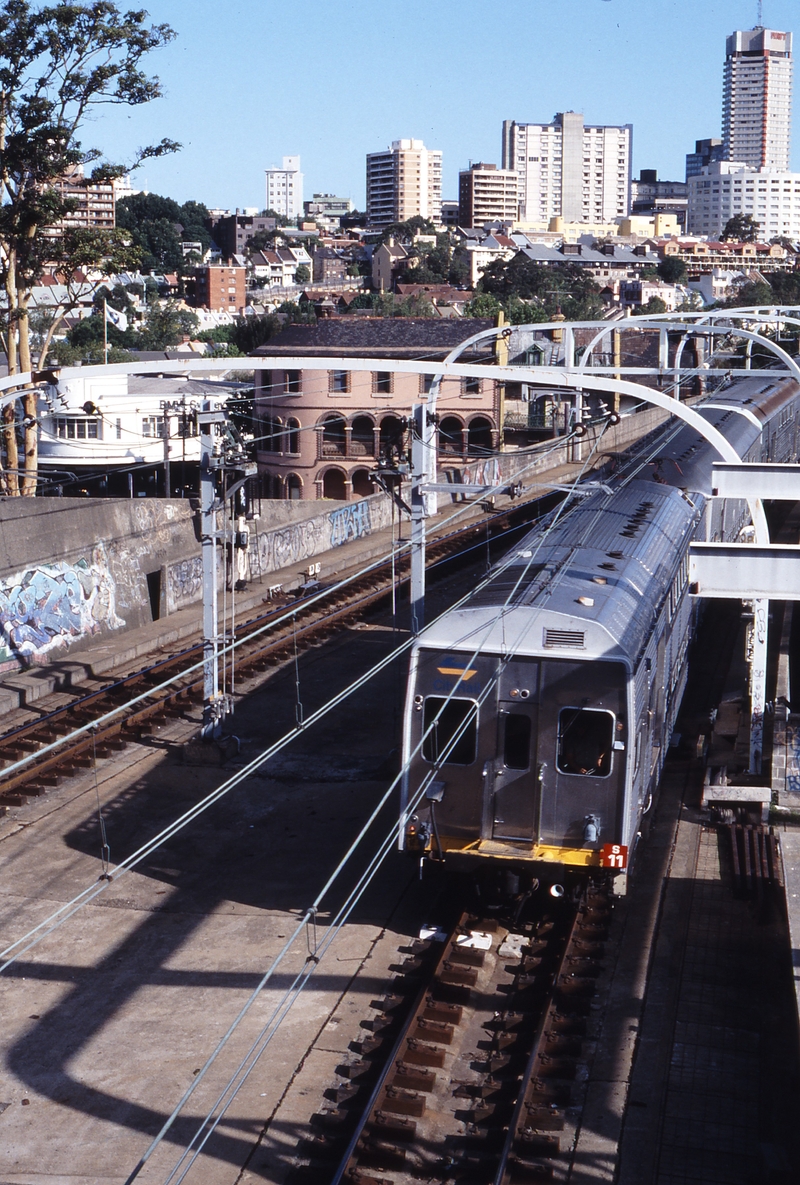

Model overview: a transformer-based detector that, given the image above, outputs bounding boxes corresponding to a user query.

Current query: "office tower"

[501,112,632,223]
[366,139,442,229]
[458,163,519,227]
[723,27,793,169]
[686,138,725,182]
[265,155,304,221]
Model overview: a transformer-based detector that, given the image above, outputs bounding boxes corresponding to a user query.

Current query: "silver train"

[400,373,800,888]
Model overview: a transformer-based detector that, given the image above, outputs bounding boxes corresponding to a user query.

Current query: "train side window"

[423,697,478,765]
[504,714,531,770]
[557,708,614,777]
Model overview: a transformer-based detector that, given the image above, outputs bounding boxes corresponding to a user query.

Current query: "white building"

[501,112,632,224]
[265,155,304,221]
[687,160,800,240]
[723,27,793,171]
[366,139,442,229]
[36,374,240,494]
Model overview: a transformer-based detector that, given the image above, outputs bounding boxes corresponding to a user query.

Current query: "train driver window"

[557,708,614,777]
[423,697,477,765]
[503,714,531,770]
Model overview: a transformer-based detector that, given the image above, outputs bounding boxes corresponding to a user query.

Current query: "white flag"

[105,304,128,332]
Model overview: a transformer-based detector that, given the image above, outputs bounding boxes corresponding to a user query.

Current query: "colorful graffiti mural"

[0,546,124,668]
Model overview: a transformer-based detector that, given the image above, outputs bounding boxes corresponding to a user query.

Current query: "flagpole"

[103,298,108,365]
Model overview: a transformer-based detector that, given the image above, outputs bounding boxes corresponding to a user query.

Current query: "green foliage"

[294,264,311,284]
[116,192,213,273]
[138,301,199,349]
[633,296,669,316]
[720,213,760,242]
[723,270,800,309]
[477,252,604,320]
[379,216,436,244]
[464,292,502,318]
[657,256,687,284]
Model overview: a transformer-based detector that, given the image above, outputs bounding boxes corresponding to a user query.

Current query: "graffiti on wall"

[167,556,203,612]
[786,720,800,795]
[0,545,124,668]
[329,501,372,548]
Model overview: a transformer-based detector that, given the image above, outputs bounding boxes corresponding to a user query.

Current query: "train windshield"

[557,708,614,777]
[422,697,478,765]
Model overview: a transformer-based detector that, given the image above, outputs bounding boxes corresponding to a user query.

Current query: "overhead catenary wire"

[0,435,580,972]
[127,426,611,1183]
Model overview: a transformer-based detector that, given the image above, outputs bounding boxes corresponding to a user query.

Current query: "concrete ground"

[0,613,454,1183]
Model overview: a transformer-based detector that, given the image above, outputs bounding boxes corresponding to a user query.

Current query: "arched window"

[379,415,405,464]
[350,415,375,457]
[261,472,282,498]
[439,416,464,456]
[467,417,493,455]
[321,414,346,456]
[285,473,302,500]
[322,468,347,499]
[286,418,300,454]
[351,468,372,497]
[261,416,282,453]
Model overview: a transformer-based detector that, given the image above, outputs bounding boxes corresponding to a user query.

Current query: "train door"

[490,701,539,841]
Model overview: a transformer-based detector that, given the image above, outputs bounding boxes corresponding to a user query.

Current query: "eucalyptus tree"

[0,1,177,493]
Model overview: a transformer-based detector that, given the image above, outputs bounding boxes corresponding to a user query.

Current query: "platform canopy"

[689,543,800,599]
[711,462,800,501]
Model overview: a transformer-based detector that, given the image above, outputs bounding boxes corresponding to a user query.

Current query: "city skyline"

[87,0,798,212]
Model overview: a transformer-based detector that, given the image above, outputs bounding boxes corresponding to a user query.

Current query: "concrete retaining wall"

[0,498,200,672]
[0,492,395,672]
[0,401,696,673]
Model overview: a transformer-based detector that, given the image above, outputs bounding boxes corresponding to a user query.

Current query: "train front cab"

[402,648,629,886]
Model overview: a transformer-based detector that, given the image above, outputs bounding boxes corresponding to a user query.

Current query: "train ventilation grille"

[543,628,585,649]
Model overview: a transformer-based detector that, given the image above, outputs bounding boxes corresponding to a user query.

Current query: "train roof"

[418,372,800,670]
[420,480,700,669]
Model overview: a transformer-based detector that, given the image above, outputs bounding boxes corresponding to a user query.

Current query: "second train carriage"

[400,374,800,889]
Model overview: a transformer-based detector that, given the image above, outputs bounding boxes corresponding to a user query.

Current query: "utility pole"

[197,399,257,740]
[409,404,427,634]
[198,403,225,739]
[160,400,171,498]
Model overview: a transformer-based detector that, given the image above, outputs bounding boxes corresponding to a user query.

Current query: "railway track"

[0,497,548,809]
[294,884,611,1185]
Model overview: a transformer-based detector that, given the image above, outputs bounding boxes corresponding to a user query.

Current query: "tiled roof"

[252,317,495,359]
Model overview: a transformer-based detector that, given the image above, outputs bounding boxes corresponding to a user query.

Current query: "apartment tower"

[265,155,304,221]
[458,163,519,227]
[722,27,793,170]
[501,112,632,223]
[366,139,442,229]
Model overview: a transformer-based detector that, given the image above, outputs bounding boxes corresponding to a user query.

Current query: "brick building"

[189,264,246,313]
[251,319,498,500]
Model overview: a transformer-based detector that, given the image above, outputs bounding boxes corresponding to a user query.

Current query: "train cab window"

[503,714,531,770]
[423,697,477,765]
[557,708,614,777]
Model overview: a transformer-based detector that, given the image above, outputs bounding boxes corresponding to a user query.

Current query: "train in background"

[400,373,800,893]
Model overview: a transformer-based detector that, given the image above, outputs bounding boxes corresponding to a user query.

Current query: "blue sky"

[87,0,798,211]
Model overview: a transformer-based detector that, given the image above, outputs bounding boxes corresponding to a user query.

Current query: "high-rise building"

[366,139,442,229]
[686,138,725,182]
[49,165,115,232]
[265,155,304,221]
[458,163,519,227]
[501,113,632,224]
[687,159,800,241]
[722,27,793,170]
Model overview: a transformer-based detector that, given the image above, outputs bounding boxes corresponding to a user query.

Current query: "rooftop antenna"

[756,0,763,26]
